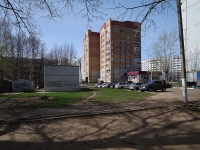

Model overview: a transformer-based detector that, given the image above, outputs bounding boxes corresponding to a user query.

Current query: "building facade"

[170,56,182,81]
[142,56,182,81]
[182,0,200,81]
[99,18,141,82]
[82,30,100,82]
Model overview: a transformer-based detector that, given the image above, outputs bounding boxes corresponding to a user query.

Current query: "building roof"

[127,71,148,76]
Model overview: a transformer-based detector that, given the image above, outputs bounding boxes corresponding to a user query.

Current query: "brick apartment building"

[82,30,100,82]
[82,18,141,83]
[100,18,141,82]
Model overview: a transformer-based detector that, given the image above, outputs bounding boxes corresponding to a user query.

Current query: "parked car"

[95,83,101,87]
[140,80,166,92]
[102,83,111,88]
[115,82,130,89]
[110,83,116,88]
[129,82,145,90]
[166,83,172,88]
[161,80,172,88]
[105,82,113,88]
[98,83,105,88]
[95,83,104,88]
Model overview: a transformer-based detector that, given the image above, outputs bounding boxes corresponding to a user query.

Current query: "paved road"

[166,87,200,101]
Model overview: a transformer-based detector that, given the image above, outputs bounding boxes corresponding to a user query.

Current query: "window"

[121,64,124,68]
[126,30,130,34]
[120,52,124,56]
[127,47,130,50]
[106,27,110,33]
[120,35,124,38]
[127,59,130,62]
[106,40,110,45]
[120,41,124,45]
[120,29,124,33]
[134,47,140,51]
[134,58,141,62]
[106,58,110,61]
[120,47,124,50]
[134,37,140,41]
[127,53,130,56]
[134,42,140,47]
[134,53,141,57]
[106,34,110,39]
[133,30,140,35]
[106,52,110,56]
[134,64,141,69]
[106,69,110,73]
[126,42,130,45]
[120,58,124,62]
[126,64,130,68]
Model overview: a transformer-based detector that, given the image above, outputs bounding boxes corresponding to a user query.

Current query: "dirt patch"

[0,107,200,150]
[146,91,182,101]
[0,97,48,110]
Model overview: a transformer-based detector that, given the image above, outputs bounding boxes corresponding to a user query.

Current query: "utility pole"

[176,0,188,103]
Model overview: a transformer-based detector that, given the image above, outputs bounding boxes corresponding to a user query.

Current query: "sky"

[37,0,178,61]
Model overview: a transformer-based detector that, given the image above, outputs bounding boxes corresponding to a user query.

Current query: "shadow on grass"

[79,87,97,92]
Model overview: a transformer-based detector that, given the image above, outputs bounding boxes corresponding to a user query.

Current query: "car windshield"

[146,81,154,84]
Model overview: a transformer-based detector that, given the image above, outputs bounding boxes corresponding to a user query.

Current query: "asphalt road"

[165,87,200,101]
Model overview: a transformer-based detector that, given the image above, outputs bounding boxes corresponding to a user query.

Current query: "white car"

[129,82,145,90]
[115,82,130,89]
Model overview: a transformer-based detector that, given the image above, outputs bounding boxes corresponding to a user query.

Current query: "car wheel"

[154,90,157,92]
[148,88,153,92]
[121,86,124,89]
[162,87,166,92]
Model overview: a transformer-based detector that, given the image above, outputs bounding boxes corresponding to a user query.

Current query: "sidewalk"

[0,99,182,124]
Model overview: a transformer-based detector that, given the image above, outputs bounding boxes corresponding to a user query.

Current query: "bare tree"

[0,19,16,80]
[186,45,200,82]
[0,1,177,34]
[46,42,77,65]
[148,28,179,81]
[0,0,105,35]
[106,0,176,31]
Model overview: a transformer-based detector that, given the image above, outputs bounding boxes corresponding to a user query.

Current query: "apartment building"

[182,0,200,81]
[100,18,141,82]
[82,30,100,82]
[170,56,182,81]
[142,56,182,81]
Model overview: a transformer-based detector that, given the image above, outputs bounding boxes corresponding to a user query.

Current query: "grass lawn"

[89,88,153,104]
[0,87,153,110]
[0,88,93,109]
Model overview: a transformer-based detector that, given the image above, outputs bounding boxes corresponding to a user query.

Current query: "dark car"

[140,80,166,92]
[110,83,116,88]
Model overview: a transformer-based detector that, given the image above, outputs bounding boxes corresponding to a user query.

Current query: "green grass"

[172,82,194,88]
[89,88,153,104]
[172,82,182,87]
[0,88,93,109]
[0,87,153,110]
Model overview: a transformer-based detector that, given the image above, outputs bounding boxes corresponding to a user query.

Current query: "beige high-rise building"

[100,19,141,82]
[82,30,100,83]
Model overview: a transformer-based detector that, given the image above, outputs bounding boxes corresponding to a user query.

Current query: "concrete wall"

[44,66,79,92]
[12,79,34,92]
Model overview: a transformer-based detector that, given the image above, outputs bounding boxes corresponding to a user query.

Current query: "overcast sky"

[37,0,178,61]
